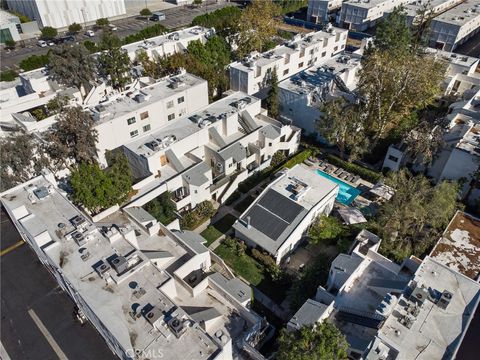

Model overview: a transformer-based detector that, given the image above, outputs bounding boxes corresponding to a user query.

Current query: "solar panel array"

[243,190,304,240]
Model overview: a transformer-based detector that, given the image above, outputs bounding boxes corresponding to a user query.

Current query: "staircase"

[336,306,384,329]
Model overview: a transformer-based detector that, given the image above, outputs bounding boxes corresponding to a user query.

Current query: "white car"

[85,30,95,37]
[108,24,118,31]
[47,40,55,46]
[37,40,47,47]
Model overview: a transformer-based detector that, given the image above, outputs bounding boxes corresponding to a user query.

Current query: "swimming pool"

[316,169,361,205]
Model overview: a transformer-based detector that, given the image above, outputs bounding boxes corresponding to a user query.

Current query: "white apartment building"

[229,27,348,95]
[0,9,20,42]
[123,91,301,212]
[123,26,215,62]
[279,53,361,137]
[400,0,464,26]
[89,71,209,165]
[428,1,480,51]
[307,0,344,23]
[233,164,339,264]
[5,0,126,29]
[1,174,266,360]
[338,0,414,31]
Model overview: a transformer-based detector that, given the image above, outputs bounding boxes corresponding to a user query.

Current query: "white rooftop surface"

[403,0,462,17]
[124,92,259,158]
[0,9,18,25]
[122,26,210,55]
[279,53,361,94]
[343,0,408,9]
[430,211,480,280]
[91,72,206,123]
[272,164,338,210]
[230,28,348,72]
[0,177,229,360]
[432,0,480,26]
[375,257,480,360]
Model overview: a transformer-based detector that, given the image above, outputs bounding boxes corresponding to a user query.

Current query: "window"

[269,142,272,147]
[140,111,149,120]
[388,155,399,162]
[283,69,289,76]
[168,113,175,121]
[298,62,304,68]
[177,96,185,104]
[334,46,338,52]
[143,124,151,132]
[321,51,326,57]
[179,108,187,116]
[167,100,174,109]
[127,117,136,125]
[130,130,139,138]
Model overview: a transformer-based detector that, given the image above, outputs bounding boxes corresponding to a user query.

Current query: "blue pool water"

[316,170,361,205]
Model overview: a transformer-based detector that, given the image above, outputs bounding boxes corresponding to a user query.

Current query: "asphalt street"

[0,208,117,360]
[0,1,237,71]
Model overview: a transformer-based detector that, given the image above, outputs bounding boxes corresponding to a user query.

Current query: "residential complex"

[229,27,348,95]
[428,1,480,51]
[5,0,127,29]
[123,91,301,212]
[338,0,414,31]
[123,26,215,62]
[0,174,266,360]
[233,164,338,264]
[278,52,361,137]
[307,0,344,24]
[401,0,464,26]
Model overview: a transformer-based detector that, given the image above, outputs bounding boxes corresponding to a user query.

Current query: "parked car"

[108,24,118,31]
[85,30,95,37]
[37,40,47,47]
[150,12,166,21]
[47,40,55,46]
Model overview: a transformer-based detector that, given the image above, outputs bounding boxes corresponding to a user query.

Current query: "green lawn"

[200,214,237,246]
[215,243,264,285]
[234,195,255,213]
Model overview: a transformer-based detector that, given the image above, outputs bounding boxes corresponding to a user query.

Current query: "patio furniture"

[346,175,355,182]
[334,168,344,175]
[352,175,360,183]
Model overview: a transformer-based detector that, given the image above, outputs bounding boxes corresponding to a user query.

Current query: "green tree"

[266,67,279,119]
[46,106,98,170]
[271,150,287,168]
[19,54,50,71]
[83,40,98,53]
[70,157,132,212]
[98,32,132,90]
[0,70,18,82]
[41,26,57,40]
[135,50,159,78]
[308,215,346,245]
[317,99,369,161]
[193,0,203,6]
[96,18,109,27]
[68,22,82,34]
[49,44,96,99]
[139,8,152,17]
[236,0,280,57]
[192,6,241,38]
[277,323,349,360]
[144,192,177,225]
[372,6,411,53]
[374,169,461,261]
[0,133,50,191]
[46,94,70,115]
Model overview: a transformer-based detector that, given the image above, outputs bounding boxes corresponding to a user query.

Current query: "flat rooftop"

[91,72,206,123]
[403,0,463,17]
[373,257,480,360]
[431,0,480,26]
[430,211,480,280]
[0,176,248,360]
[279,53,361,94]
[230,28,348,72]
[233,164,338,255]
[124,91,258,158]
[122,26,211,54]
[342,0,406,10]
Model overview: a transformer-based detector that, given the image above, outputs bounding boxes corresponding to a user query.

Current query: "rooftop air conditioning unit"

[168,317,186,338]
[111,256,128,274]
[437,290,453,310]
[95,260,112,277]
[71,230,86,246]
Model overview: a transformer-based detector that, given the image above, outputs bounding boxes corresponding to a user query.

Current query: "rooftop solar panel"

[258,190,303,223]
[245,205,289,240]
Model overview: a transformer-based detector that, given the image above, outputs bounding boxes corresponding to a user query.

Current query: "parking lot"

[1,1,238,71]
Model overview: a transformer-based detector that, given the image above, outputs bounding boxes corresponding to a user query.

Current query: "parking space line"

[28,309,69,360]
[0,240,24,257]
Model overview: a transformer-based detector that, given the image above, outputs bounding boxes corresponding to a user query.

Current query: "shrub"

[326,154,382,183]
[139,8,152,16]
[0,70,18,82]
[31,107,48,120]
[252,248,281,279]
[68,22,82,34]
[144,192,176,225]
[41,26,57,40]
[83,40,98,53]
[10,11,30,23]
[19,54,50,71]
[4,39,16,49]
[123,24,167,44]
[283,149,312,169]
[224,190,241,205]
[96,18,109,27]
[180,200,215,230]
